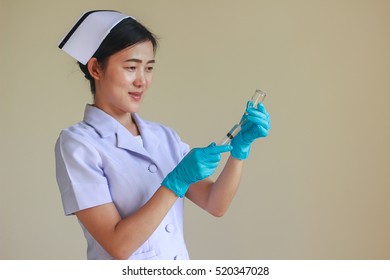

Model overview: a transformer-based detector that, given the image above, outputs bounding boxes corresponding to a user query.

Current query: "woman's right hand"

[162,143,232,197]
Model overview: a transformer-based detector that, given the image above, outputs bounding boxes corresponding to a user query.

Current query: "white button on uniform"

[148,164,157,173]
[165,224,175,233]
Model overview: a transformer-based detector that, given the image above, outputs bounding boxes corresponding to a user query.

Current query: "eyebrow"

[124,58,155,64]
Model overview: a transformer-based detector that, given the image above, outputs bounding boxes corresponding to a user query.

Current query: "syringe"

[218,89,267,145]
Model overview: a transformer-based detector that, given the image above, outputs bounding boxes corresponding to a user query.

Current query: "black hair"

[78,17,158,94]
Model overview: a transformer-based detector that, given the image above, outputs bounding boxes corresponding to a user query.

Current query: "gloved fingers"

[253,124,270,138]
[245,103,269,118]
[207,142,217,147]
[205,143,233,155]
[246,106,270,120]
[246,103,270,122]
[192,144,226,165]
[246,100,254,109]
[246,110,270,123]
[199,153,222,165]
[241,120,270,139]
[238,101,256,123]
[246,115,271,130]
[201,160,220,170]
[246,101,268,112]
[256,103,268,113]
[190,146,225,163]
[195,160,220,180]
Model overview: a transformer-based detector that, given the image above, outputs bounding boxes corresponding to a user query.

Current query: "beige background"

[1,0,389,259]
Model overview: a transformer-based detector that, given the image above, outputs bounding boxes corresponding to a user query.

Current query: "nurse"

[55,10,271,260]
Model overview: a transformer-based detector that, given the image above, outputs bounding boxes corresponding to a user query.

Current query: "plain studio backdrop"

[1,0,389,259]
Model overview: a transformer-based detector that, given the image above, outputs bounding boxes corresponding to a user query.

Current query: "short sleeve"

[55,130,112,215]
[172,129,190,161]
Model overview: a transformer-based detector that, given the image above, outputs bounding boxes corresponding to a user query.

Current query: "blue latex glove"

[231,102,271,160]
[162,143,232,197]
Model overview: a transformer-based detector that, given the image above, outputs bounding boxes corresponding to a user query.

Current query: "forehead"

[109,41,155,62]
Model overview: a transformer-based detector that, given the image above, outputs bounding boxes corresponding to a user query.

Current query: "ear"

[87,58,103,80]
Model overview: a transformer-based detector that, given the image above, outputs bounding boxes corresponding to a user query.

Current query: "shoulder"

[57,121,101,144]
[55,121,103,160]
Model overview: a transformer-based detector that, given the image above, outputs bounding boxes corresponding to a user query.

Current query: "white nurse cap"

[58,10,133,65]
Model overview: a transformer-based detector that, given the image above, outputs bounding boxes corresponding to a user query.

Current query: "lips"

[129,92,142,101]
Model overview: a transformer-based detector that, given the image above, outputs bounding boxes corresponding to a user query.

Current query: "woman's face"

[93,40,155,118]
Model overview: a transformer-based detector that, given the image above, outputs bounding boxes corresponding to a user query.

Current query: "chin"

[128,105,141,114]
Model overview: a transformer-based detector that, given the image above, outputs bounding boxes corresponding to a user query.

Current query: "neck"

[116,113,140,136]
[126,115,140,136]
[92,104,140,136]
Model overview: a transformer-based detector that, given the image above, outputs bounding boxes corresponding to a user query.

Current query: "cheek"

[146,73,153,86]
[103,69,126,85]
[116,71,135,86]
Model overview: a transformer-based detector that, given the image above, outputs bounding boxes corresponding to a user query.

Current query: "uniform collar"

[132,113,160,156]
[83,104,119,137]
[83,104,160,158]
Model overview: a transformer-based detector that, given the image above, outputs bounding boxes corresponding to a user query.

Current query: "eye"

[125,66,137,71]
[146,66,154,72]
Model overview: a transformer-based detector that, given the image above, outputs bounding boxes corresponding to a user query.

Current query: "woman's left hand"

[230,102,271,160]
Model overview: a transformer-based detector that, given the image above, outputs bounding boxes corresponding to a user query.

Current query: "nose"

[133,70,146,87]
